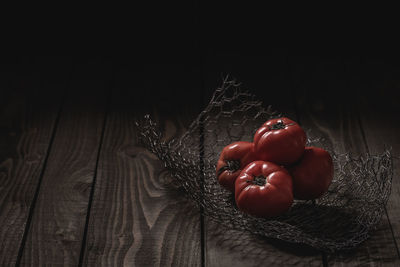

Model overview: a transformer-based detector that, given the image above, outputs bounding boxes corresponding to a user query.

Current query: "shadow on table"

[205,219,321,265]
[203,201,379,265]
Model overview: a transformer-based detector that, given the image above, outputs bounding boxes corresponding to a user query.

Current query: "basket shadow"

[204,198,370,264]
[282,203,368,244]
[205,219,321,265]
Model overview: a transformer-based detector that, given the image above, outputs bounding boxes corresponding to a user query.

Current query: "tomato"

[253,117,306,165]
[235,161,293,217]
[216,141,257,192]
[289,147,334,200]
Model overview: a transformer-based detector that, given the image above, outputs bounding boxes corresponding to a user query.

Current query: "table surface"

[0,55,399,266]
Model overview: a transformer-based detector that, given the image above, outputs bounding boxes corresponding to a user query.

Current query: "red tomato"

[253,117,306,165]
[235,161,293,217]
[216,141,257,192]
[289,147,334,200]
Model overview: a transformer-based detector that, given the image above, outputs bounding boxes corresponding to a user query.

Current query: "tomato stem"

[246,175,267,186]
[269,120,295,130]
[269,120,286,130]
[217,159,240,175]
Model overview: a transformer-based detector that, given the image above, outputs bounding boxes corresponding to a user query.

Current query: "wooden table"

[0,55,399,266]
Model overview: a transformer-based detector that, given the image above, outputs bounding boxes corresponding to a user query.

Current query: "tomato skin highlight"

[235,161,293,218]
[253,117,307,165]
[289,147,334,200]
[216,141,257,192]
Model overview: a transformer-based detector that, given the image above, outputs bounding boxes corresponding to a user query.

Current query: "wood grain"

[0,57,70,266]
[3,55,398,266]
[82,62,202,266]
[203,54,323,267]
[354,57,400,259]
[18,59,110,266]
[290,56,400,266]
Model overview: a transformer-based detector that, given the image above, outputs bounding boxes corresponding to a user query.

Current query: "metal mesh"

[135,77,393,252]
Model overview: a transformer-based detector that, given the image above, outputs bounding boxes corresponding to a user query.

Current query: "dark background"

[1,52,399,115]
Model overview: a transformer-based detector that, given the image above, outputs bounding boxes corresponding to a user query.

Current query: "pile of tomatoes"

[216,117,334,218]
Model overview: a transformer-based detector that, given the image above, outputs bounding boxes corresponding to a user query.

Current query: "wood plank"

[17,58,110,266]
[203,53,323,266]
[354,56,400,259]
[82,60,202,266]
[0,57,70,266]
[290,56,400,266]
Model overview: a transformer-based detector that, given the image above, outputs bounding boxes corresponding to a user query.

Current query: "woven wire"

[135,77,393,252]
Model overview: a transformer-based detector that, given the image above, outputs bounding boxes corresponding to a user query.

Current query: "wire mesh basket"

[135,77,393,252]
